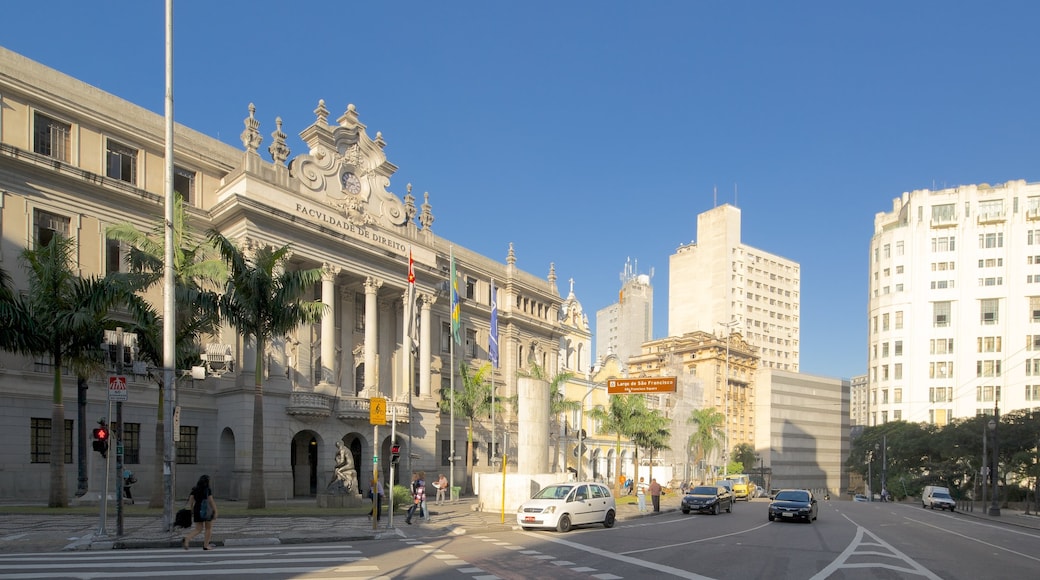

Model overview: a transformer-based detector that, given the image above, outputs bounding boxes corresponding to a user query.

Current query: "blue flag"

[489,278,499,368]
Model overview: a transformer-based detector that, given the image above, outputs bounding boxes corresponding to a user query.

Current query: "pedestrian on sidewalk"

[418,471,430,521]
[182,474,217,550]
[649,478,662,512]
[368,474,384,522]
[434,473,448,505]
[122,469,136,505]
[405,471,425,524]
[636,477,649,512]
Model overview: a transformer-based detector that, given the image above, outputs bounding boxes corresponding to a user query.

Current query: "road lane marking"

[619,522,772,555]
[525,533,716,580]
[905,517,1040,563]
[809,514,941,580]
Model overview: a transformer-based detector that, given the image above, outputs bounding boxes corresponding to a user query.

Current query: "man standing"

[649,478,662,512]
[636,477,649,512]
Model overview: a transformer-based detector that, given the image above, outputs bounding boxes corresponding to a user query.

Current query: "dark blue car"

[768,489,818,523]
[681,485,734,515]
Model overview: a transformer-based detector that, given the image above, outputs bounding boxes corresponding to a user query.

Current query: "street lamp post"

[576,370,595,481]
[989,405,1001,516]
[718,320,739,477]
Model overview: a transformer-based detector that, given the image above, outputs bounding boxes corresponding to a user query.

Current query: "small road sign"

[108,375,128,401]
[607,377,677,394]
[370,397,387,425]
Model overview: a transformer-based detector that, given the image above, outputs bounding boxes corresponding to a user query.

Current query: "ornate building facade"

[0,47,574,502]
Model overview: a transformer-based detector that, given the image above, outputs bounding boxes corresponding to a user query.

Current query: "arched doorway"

[291,431,319,497]
[218,427,236,500]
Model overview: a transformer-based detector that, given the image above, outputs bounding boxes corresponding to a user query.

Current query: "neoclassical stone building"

[0,46,578,502]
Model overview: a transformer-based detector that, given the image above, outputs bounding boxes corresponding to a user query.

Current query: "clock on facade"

[340,171,362,194]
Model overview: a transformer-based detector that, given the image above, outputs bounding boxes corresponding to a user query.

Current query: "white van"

[922,485,956,511]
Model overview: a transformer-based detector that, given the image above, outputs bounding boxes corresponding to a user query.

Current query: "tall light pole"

[989,403,1001,516]
[576,369,594,481]
[718,319,739,477]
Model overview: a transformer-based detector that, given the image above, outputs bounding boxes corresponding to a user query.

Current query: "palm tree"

[438,361,493,494]
[107,193,225,507]
[517,363,576,472]
[10,236,125,507]
[632,416,671,482]
[688,407,725,483]
[210,233,324,509]
[589,394,647,496]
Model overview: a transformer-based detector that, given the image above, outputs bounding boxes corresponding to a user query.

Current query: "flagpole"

[490,277,496,467]
[449,246,457,498]
[405,247,416,477]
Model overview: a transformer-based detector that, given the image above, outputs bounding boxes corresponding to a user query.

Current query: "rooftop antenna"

[734,183,738,207]
[713,185,717,207]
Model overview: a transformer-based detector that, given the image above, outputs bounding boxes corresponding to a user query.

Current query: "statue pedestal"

[317,493,364,508]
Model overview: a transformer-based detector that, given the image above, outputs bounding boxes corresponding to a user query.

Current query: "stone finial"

[507,242,516,265]
[569,278,575,296]
[548,262,557,285]
[240,103,263,153]
[269,117,290,164]
[404,184,417,222]
[375,131,386,149]
[419,191,434,230]
[338,103,359,127]
[314,100,330,125]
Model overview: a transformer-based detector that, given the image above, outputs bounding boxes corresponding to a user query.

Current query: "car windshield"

[691,486,718,495]
[935,492,952,499]
[775,491,809,502]
[532,485,573,500]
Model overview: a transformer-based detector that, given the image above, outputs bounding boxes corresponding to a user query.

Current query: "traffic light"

[390,443,401,466]
[92,421,109,457]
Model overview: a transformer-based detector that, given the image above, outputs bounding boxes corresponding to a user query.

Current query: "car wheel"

[713,503,720,515]
[768,513,775,521]
[682,508,690,514]
[603,510,616,528]
[557,514,572,533]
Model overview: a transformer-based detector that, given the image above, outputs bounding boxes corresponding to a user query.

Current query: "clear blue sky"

[4,1,1040,379]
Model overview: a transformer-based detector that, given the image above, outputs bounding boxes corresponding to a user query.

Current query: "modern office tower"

[669,204,801,371]
[850,374,869,427]
[869,180,1040,426]
[595,258,653,364]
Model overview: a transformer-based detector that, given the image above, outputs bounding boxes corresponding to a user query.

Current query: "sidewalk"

[0,493,685,553]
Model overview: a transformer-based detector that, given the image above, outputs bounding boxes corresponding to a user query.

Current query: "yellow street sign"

[370,397,387,425]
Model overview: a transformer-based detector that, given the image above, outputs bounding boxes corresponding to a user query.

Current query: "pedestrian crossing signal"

[92,424,109,457]
[390,443,401,465]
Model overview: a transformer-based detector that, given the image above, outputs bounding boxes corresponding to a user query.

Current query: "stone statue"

[328,440,358,494]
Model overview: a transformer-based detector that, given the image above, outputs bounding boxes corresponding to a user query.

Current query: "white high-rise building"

[669,204,800,371]
[595,259,653,365]
[869,180,1040,426]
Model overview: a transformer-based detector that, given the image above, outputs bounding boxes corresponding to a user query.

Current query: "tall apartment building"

[669,204,801,371]
[849,374,869,427]
[869,180,1040,426]
[595,259,653,364]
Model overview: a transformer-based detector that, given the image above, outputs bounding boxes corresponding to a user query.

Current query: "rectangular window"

[895,311,904,330]
[882,342,890,357]
[931,203,956,223]
[894,363,902,380]
[122,422,140,464]
[1026,385,1040,401]
[465,328,478,358]
[176,426,198,464]
[979,232,1004,249]
[1028,335,1040,351]
[465,277,476,301]
[882,313,890,331]
[441,321,451,353]
[354,292,365,331]
[980,299,1000,325]
[106,139,137,184]
[174,166,196,205]
[1027,359,1040,377]
[976,360,1002,378]
[930,361,953,379]
[896,241,904,256]
[30,418,73,464]
[1031,296,1040,323]
[933,301,951,327]
[979,198,1004,218]
[33,112,70,162]
[883,244,891,259]
[931,338,954,354]
[33,209,70,248]
[106,238,124,274]
[976,336,1002,353]
[894,341,903,356]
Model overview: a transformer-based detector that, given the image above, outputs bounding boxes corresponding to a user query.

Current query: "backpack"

[197,492,210,521]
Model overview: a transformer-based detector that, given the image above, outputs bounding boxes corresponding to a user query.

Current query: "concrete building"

[756,369,849,495]
[869,181,1040,427]
[669,204,800,371]
[595,258,653,364]
[850,373,869,427]
[0,47,576,503]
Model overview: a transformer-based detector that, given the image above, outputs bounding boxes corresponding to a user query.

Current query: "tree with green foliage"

[731,442,757,474]
[439,361,493,493]
[6,236,126,506]
[687,407,725,481]
[106,193,225,507]
[631,411,671,482]
[589,394,652,495]
[210,233,325,509]
[517,363,576,472]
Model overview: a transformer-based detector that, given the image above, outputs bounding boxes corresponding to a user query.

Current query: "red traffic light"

[391,444,401,454]
[96,427,108,441]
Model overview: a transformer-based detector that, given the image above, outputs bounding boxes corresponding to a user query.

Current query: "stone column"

[364,277,381,396]
[419,293,433,398]
[517,376,549,474]
[319,263,338,391]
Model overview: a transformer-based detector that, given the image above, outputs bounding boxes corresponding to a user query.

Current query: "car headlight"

[544,506,556,514]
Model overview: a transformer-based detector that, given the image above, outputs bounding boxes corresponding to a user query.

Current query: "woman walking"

[182,475,217,550]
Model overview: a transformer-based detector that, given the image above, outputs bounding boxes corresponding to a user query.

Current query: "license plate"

[524,516,535,522]
[782,512,793,517]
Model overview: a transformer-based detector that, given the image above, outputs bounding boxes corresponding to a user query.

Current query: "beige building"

[625,330,758,483]
[595,258,653,365]
[669,204,801,371]
[0,47,576,502]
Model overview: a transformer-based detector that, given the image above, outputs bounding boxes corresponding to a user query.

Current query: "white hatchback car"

[516,482,617,532]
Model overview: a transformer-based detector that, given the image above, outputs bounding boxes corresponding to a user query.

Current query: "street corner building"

[0,46,590,502]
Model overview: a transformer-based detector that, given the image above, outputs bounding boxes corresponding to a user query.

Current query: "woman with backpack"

[182,474,218,550]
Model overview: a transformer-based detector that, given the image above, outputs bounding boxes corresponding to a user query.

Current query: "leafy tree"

[210,233,324,509]
[517,363,576,472]
[8,237,125,506]
[731,442,757,474]
[439,361,493,493]
[632,411,671,482]
[107,193,224,507]
[589,394,652,495]
[687,407,725,481]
